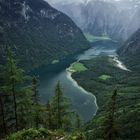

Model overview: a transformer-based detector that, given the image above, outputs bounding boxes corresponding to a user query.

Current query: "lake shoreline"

[38,40,119,121]
[66,66,98,118]
[66,50,131,120]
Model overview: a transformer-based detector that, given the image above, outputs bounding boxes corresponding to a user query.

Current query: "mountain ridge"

[52,0,140,41]
[118,28,140,71]
[0,0,90,70]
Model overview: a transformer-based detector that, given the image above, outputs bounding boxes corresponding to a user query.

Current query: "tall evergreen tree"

[0,48,30,130]
[32,77,40,128]
[55,82,63,129]
[45,101,53,129]
[17,87,34,129]
[75,113,82,130]
[0,95,7,136]
[103,89,118,140]
[3,48,21,130]
[51,82,72,130]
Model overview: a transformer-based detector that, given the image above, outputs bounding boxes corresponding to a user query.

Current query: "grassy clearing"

[99,74,112,80]
[71,62,88,72]
[51,59,59,64]
[84,33,111,42]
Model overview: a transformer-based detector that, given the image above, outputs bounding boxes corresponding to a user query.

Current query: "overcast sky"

[45,0,122,4]
[46,0,87,4]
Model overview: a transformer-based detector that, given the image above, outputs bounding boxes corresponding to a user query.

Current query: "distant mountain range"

[0,0,89,70]
[52,0,140,41]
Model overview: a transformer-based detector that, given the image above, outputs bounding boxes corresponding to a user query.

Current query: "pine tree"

[103,89,118,140]
[17,87,34,129]
[55,82,63,129]
[0,48,30,130]
[0,95,7,136]
[32,77,40,129]
[4,48,21,130]
[51,82,72,130]
[75,113,82,130]
[45,101,53,129]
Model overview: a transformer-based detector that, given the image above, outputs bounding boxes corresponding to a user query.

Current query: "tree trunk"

[12,79,18,131]
[0,95,7,135]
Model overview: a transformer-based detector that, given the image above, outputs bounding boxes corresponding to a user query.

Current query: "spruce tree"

[45,101,53,129]
[0,48,31,130]
[3,48,22,130]
[51,82,72,130]
[0,95,7,136]
[32,77,40,128]
[103,89,118,140]
[55,82,62,129]
[75,113,82,130]
[17,87,34,129]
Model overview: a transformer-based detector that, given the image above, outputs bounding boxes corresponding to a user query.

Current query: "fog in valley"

[46,0,140,41]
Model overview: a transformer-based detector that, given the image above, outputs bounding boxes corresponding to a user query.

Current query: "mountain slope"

[53,1,123,41]
[84,1,123,40]
[0,0,89,70]
[52,0,140,42]
[118,28,140,71]
[127,8,140,38]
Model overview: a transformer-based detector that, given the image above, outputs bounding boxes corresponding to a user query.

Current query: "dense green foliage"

[0,49,85,139]
[72,56,140,139]
[0,48,34,132]
[5,128,50,140]
[5,128,86,140]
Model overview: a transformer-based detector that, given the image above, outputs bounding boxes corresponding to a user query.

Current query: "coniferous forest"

[0,49,84,139]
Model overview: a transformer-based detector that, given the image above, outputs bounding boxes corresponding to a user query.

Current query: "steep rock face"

[52,2,85,29]
[83,1,123,40]
[52,0,140,42]
[127,8,140,37]
[0,0,89,70]
[53,1,123,40]
[118,28,140,71]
